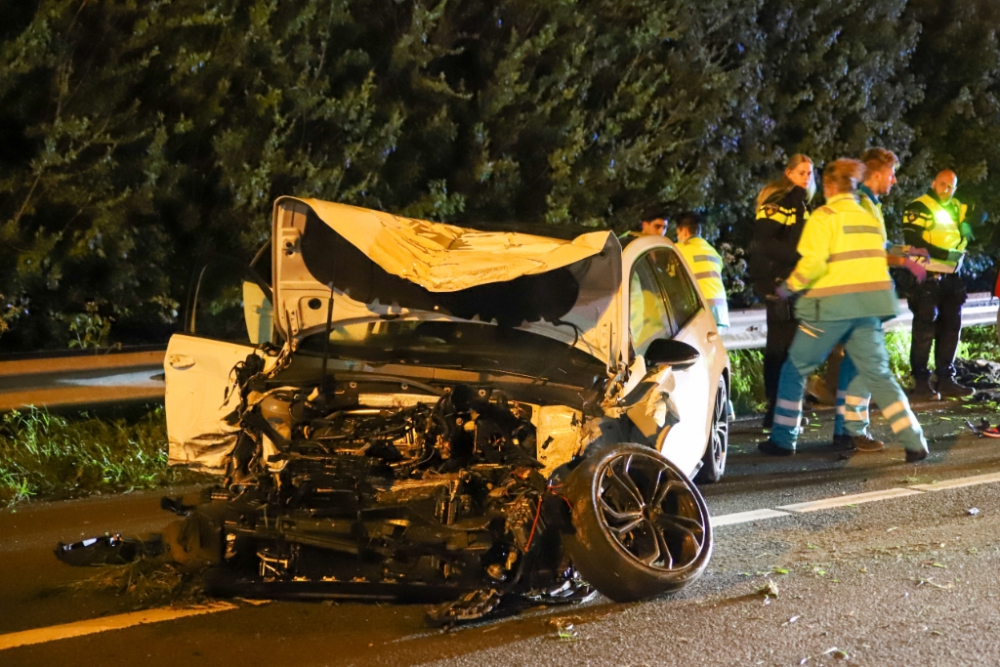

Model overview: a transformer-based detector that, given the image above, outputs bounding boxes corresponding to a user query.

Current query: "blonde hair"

[756,154,816,210]
[860,147,899,180]
[824,158,865,194]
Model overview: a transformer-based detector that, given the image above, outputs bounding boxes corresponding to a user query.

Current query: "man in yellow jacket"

[758,159,929,461]
[675,212,729,327]
[902,170,974,399]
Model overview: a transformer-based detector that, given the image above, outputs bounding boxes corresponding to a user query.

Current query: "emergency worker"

[749,154,815,428]
[675,212,729,327]
[902,170,974,399]
[833,148,928,452]
[757,159,929,462]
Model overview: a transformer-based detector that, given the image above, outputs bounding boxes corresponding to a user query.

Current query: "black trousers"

[907,273,967,381]
[762,297,798,426]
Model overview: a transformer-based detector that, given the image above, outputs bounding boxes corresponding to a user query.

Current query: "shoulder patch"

[904,211,920,224]
[763,204,779,217]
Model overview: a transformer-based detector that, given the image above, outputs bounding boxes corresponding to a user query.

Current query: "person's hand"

[907,247,930,259]
[960,222,974,240]
[775,283,794,300]
[903,258,927,283]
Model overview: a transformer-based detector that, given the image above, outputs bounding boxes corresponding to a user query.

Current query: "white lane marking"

[909,471,1000,492]
[0,602,237,651]
[711,509,791,526]
[777,487,923,513]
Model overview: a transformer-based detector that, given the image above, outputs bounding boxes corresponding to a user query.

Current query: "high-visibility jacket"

[677,236,729,326]
[749,186,810,293]
[785,193,898,321]
[902,192,968,273]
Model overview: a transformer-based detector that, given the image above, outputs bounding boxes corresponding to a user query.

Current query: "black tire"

[563,444,712,602]
[695,377,729,484]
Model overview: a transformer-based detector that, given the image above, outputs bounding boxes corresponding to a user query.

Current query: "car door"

[164,255,276,474]
[647,246,721,474]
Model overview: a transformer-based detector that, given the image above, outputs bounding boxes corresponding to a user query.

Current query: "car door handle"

[707,331,719,343]
[168,354,196,370]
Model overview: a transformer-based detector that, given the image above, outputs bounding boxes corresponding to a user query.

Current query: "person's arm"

[785,212,833,292]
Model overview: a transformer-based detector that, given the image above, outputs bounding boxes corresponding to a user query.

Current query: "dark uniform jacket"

[902,190,967,263]
[749,186,810,298]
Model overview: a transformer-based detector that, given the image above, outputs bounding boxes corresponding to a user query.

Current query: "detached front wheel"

[563,444,712,602]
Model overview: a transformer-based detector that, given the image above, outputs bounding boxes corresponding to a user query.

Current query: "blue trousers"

[834,355,870,438]
[771,317,927,453]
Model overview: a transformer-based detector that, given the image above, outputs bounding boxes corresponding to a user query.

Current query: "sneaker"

[935,377,975,398]
[851,434,885,452]
[908,379,940,403]
[758,440,795,456]
[905,448,929,463]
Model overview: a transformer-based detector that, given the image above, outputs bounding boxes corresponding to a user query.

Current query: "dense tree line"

[1,0,998,350]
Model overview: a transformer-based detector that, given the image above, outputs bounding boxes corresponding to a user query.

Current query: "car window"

[648,247,701,332]
[629,255,672,355]
[186,257,275,345]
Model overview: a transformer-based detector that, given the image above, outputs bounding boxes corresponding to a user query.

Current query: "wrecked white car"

[58,198,730,624]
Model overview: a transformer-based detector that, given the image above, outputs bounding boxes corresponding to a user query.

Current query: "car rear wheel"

[695,377,729,484]
[563,444,712,602]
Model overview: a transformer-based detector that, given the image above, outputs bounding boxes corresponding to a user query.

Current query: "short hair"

[675,212,702,236]
[860,147,899,180]
[823,159,865,194]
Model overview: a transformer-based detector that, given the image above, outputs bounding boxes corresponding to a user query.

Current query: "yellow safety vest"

[787,194,894,303]
[857,188,887,243]
[904,194,968,273]
[677,237,727,307]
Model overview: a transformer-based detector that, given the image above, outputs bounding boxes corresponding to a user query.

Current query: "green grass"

[0,406,206,509]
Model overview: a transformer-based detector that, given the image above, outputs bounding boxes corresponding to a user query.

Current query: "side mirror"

[644,338,700,371]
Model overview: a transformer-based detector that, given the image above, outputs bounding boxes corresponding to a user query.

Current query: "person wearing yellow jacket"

[675,212,729,327]
[832,148,928,453]
[902,170,974,399]
[757,159,929,461]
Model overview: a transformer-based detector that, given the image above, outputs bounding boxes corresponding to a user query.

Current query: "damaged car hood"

[272,198,622,365]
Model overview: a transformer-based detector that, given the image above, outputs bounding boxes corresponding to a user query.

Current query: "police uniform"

[768,193,928,457]
[902,191,969,388]
[749,186,810,427]
[677,236,729,327]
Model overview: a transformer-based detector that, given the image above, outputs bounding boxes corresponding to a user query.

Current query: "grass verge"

[0,406,208,509]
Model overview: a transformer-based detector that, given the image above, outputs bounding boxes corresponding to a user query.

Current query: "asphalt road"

[3,397,1000,667]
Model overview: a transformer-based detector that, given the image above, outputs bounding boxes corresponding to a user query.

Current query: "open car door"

[165,255,276,474]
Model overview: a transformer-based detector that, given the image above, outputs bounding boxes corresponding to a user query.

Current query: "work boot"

[905,448,929,463]
[832,434,884,452]
[935,377,975,399]
[757,440,795,456]
[908,378,940,403]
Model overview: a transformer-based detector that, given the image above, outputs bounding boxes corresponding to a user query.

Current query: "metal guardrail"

[720,292,999,350]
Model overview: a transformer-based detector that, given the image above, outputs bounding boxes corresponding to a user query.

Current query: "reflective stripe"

[805,281,894,297]
[836,390,847,399]
[706,297,727,306]
[828,249,886,262]
[776,398,802,411]
[695,270,722,280]
[843,225,883,235]
[774,414,800,427]
[836,406,846,415]
[844,412,866,421]
[883,401,907,418]
[890,415,914,433]
[845,395,869,407]
[693,255,721,265]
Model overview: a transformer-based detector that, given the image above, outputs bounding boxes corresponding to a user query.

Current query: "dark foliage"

[1,0,997,349]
